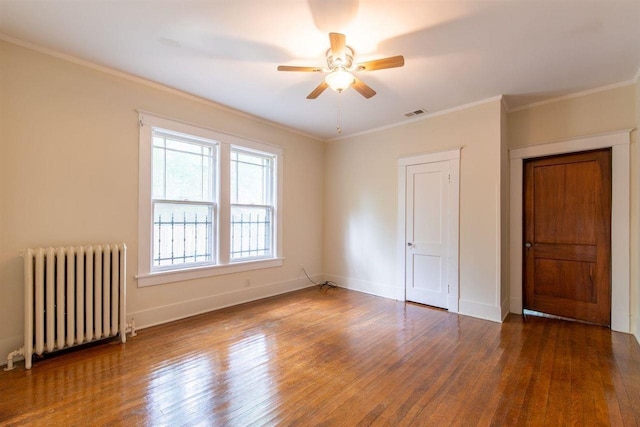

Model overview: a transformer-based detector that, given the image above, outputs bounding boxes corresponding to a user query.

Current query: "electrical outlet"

[244,278,251,287]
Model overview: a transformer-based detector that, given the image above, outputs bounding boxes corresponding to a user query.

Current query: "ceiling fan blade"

[307,81,329,99]
[352,78,376,99]
[355,55,405,71]
[329,32,346,58]
[277,65,323,72]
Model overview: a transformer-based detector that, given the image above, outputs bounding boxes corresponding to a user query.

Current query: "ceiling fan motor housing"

[326,46,354,70]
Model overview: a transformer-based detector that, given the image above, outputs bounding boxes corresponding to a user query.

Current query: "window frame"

[137,112,283,287]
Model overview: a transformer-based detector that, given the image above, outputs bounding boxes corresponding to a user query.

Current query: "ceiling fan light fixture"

[325,68,355,93]
[278,33,403,100]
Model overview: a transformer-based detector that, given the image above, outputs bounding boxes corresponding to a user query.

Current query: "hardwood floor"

[1,287,639,426]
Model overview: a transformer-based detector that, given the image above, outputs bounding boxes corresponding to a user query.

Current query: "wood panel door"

[523,149,611,326]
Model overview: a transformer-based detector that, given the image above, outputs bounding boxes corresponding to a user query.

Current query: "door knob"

[407,242,415,248]
[524,242,532,248]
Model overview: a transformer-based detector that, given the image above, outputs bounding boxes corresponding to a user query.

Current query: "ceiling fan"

[277,32,405,99]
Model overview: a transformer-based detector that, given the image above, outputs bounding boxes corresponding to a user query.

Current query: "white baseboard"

[633,315,639,346]
[324,274,402,300]
[459,299,503,323]
[327,274,506,324]
[130,276,316,330]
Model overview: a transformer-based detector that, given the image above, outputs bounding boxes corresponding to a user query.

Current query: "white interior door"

[405,161,450,308]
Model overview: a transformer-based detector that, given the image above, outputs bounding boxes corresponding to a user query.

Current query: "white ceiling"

[1,0,639,140]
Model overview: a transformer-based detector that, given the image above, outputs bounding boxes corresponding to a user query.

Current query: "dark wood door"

[523,149,611,326]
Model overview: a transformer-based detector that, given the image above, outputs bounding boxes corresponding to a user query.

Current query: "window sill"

[136,258,284,287]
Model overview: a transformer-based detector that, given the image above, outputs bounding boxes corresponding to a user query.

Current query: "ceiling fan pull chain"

[336,93,342,134]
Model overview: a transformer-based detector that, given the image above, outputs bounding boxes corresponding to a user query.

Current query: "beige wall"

[508,84,636,148]
[324,100,504,320]
[508,82,638,338]
[0,41,325,360]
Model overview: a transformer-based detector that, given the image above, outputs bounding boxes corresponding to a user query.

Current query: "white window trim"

[137,111,284,287]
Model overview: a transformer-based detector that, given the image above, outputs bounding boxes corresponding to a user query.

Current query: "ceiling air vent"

[404,108,427,118]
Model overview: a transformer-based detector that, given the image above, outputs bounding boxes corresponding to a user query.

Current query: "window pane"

[231,150,272,205]
[165,150,211,201]
[152,145,166,199]
[231,206,272,260]
[153,203,214,268]
[152,132,215,202]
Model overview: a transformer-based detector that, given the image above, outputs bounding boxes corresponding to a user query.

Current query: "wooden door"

[405,161,449,309]
[523,149,611,326]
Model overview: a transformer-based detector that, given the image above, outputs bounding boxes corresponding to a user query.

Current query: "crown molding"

[500,95,510,112]
[508,80,636,113]
[327,95,504,142]
[0,34,324,143]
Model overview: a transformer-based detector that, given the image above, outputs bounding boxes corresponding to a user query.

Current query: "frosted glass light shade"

[325,69,355,92]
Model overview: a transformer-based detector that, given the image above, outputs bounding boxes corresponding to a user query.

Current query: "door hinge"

[448,174,451,183]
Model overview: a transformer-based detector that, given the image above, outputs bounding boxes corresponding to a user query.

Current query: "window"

[137,113,283,287]
[230,149,274,261]
[153,131,216,269]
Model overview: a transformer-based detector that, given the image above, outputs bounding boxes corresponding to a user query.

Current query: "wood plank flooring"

[1,287,639,426]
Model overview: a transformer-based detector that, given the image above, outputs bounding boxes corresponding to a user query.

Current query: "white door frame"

[509,130,631,333]
[398,148,461,312]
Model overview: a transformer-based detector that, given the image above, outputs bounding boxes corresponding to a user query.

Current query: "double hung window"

[152,130,216,269]
[137,113,283,287]
[230,149,274,260]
